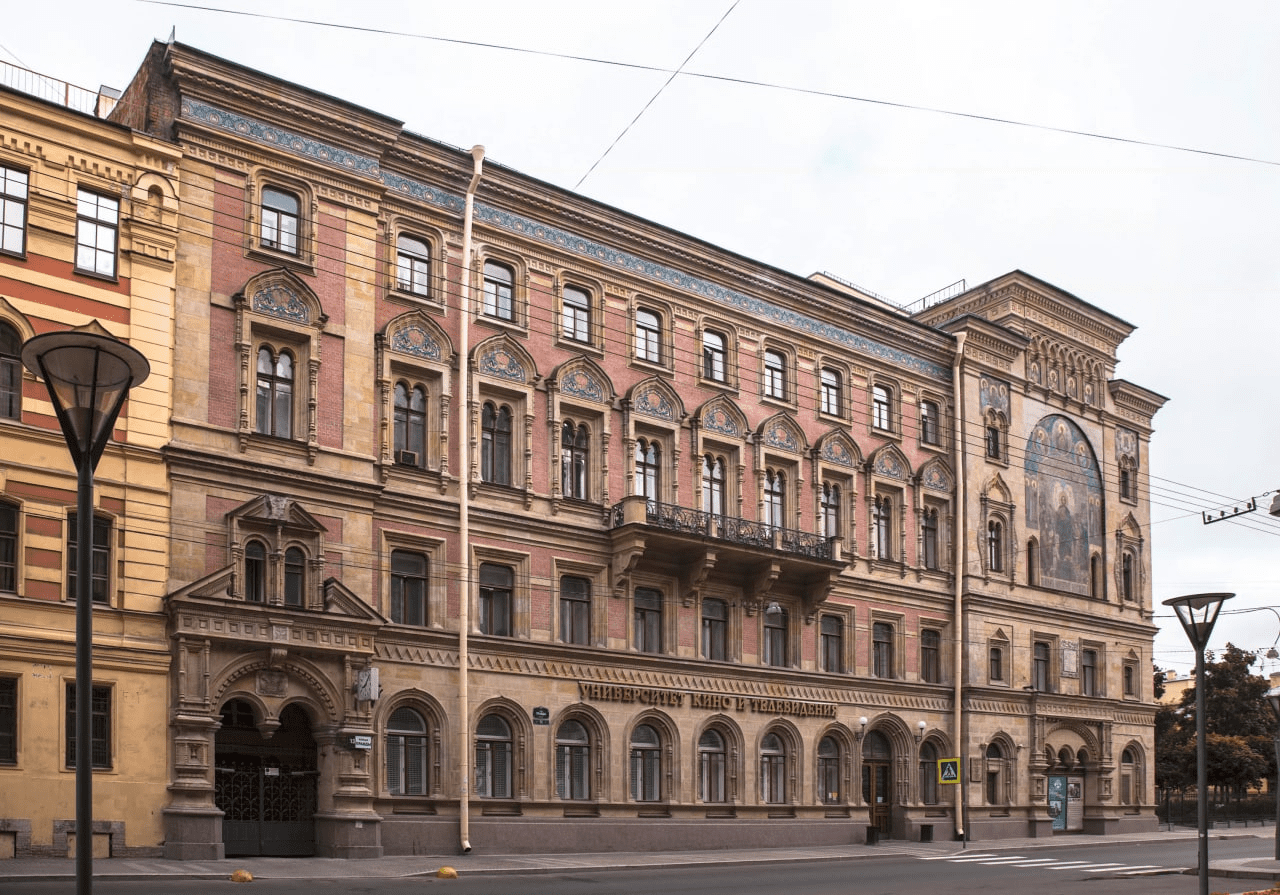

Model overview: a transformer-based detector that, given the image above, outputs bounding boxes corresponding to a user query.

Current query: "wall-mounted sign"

[349,735,372,750]
[532,707,550,726]
[577,682,836,719]
[937,758,960,785]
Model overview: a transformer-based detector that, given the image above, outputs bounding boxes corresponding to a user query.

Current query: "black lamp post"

[1266,686,1280,861]
[21,323,149,895]
[1163,592,1234,895]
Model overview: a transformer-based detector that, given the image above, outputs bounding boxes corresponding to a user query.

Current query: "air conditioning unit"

[395,450,419,467]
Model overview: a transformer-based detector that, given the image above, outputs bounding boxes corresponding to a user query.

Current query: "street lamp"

[1164,592,1234,895]
[1266,687,1280,861]
[21,323,149,895]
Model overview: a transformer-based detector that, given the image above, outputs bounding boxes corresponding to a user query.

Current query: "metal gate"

[215,701,317,857]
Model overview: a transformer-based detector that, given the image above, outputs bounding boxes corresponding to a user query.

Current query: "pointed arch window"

[702,454,725,516]
[820,367,841,416]
[394,381,427,467]
[1122,552,1135,601]
[873,495,892,560]
[560,420,589,500]
[987,520,1004,572]
[255,346,294,438]
[922,508,939,570]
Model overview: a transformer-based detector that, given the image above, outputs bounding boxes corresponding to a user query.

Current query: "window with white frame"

[255,345,295,438]
[635,307,662,364]
[75,189,118,277]
[562,285,591,343]
[872,384,892,431]
[762,349,786,400]
[702,329,727,383]
[820,367,842,416]
[482,260,515,321]
[395,234,431,296]
[260,187,299,255]
[0,165,28,257]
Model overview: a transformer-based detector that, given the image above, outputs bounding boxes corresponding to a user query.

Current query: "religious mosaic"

[979,375,1010,416]
[1024,415,1103,596]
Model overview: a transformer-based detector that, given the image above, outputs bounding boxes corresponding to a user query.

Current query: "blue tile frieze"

[180,100,381,176]
[194,97,946,380]
[252,283,310,322]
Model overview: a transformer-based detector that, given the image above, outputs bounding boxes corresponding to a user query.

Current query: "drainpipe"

[458,145,485,855]
[951,332,967,842]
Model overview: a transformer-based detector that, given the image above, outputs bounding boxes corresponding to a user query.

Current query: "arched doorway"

[215,700,318,856]
[862,730,893,838]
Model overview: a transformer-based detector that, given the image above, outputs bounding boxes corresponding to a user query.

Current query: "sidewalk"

[1,827,1278,885]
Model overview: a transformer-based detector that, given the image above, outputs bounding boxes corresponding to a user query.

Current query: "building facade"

[0,76,180,857]
[3,39,1163,859]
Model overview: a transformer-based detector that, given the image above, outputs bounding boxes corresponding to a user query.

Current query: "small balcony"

[607,496,846,616]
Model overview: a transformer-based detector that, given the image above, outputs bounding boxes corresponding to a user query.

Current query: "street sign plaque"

[937,757,960,784]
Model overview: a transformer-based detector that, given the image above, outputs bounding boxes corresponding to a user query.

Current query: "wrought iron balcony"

[610,498,839,562]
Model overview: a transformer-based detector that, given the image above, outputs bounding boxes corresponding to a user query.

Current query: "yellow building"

[0,72,179,856]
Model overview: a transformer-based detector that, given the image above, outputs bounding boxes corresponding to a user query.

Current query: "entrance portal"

[215,700,318,856]
[862,730,893,838]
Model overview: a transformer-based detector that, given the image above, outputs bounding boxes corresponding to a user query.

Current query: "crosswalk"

[917,851,1184,877]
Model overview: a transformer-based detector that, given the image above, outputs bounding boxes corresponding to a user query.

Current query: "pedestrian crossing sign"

[937,758,960,784]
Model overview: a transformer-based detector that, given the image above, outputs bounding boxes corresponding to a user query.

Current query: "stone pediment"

[231,494,328,534]
[323,577,387,623]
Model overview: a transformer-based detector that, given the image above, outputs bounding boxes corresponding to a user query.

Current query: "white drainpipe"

[952,332,967,841]
[458,144,485,855]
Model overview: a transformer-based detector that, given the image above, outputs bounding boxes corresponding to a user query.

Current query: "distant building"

[0,71,180,856]
[0,40,1164,859]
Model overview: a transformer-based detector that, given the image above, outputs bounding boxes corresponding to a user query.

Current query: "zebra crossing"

[916,851,1184,877]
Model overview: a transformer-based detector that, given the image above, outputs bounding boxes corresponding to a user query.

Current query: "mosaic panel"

[702,404,740,437]
[477,344,526,383]
[979,376,1010,416]
[822,438,854,467]
[633,385,675,421]
[921,461,952,492]
[560,368,604,403]
[763,421,799,453]
[390,323,442,360]
[873,450,906,481]
[252,283,309,323]
[1024,415,1103,597]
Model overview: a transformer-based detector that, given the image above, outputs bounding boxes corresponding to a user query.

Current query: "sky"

[5,0,1278,677]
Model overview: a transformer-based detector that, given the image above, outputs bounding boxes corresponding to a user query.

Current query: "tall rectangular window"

[763,469,786,530]
[0,166,28,256]
[260,187,299,255]
[67,514,110,605]
[562,286,591,342]
[390,550,428,626]
[480,401,513,486]
[873,495,892,560]
[821,482,841,539]
[701,598,726,661]
[985,425,1002,460]
[1082,649,1098,697]
[920,629,941,683]
[635,438,660,504]
[559,576,591,645]
[702,330,726,382]
[635,309,661,363]
[482,261,514,320]
[478,563,513,637]
[395,234,431,295]
[65,683,111,769]
[989,644,1005,683]
[922,508,939,571]
[0,501,15,592]
[920,400,940,445]
[872,385,891,430]
[820,615,843,673]
[1032,641,1050,691]
[763,608,788,667]
[762,349,786,399]
[75,190,118,277]
[0,677,15,764]
[560,421,589,500]
[872,621,894,678]
[634,587,662,654]
[820,367,841,416]
[0,321,20,421]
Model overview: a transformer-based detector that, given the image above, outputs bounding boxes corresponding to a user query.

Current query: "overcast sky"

[6,0,1278,676]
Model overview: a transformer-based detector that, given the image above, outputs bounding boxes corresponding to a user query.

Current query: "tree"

[1178,645,1273,739]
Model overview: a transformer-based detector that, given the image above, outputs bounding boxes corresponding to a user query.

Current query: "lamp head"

[1162,592,1234,651]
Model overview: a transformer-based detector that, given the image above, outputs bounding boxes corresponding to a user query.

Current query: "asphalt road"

[5,837,1273,895]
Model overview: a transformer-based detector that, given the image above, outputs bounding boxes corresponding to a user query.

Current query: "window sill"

[246,246,314,276]
[386,288,444,311]
[554,335,604,358]
[698,377,737,395]
[636,806,670,818]
[704,806,737,818]
[766,807,796,818]
[823,807,850,818]
[479,801,522,816]
[387,799,437,815]
[760,394,795,411]
[562,804,600,817]
[630,356,672,377]
[73,267,119,285]
[474,313,528,337]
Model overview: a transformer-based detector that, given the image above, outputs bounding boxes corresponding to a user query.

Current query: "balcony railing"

[611,498,836,561]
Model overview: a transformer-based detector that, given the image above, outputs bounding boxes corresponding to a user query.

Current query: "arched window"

[987,520,1004,572]
[243,540,266,603]
[260,187,299,254]
[255,346,294,437]
[817,735,841,804]
[702,454,725,516]
[482,261,515,320]
[760,732,787,803]
[922,508,939,570]
[821,482,841,539]
[390,549,428,626]
[919,741,939,805]
[872,384,891,430]
[1026,538,1039,586]
[1122,553,1135,601]
[393,381,426,467]
[920,400,940,445]
[635,308,661,363]
[764,469,786,530]
[701,597,727,661]
[386,706,429,796]
[635,438,660,504]
[555,719,590,800]
[819,367,841,416]
[475,714,513,798]
[1120,747,1137,806]
[985,742,1006,805]
[0,321,20,420]
[395,234,431,295]
[562,286,591,342]
[560,421,589,500]
[698,728,727,803]
[630,724,661,802]
[480,401,512,485]
[283,546,305,607]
